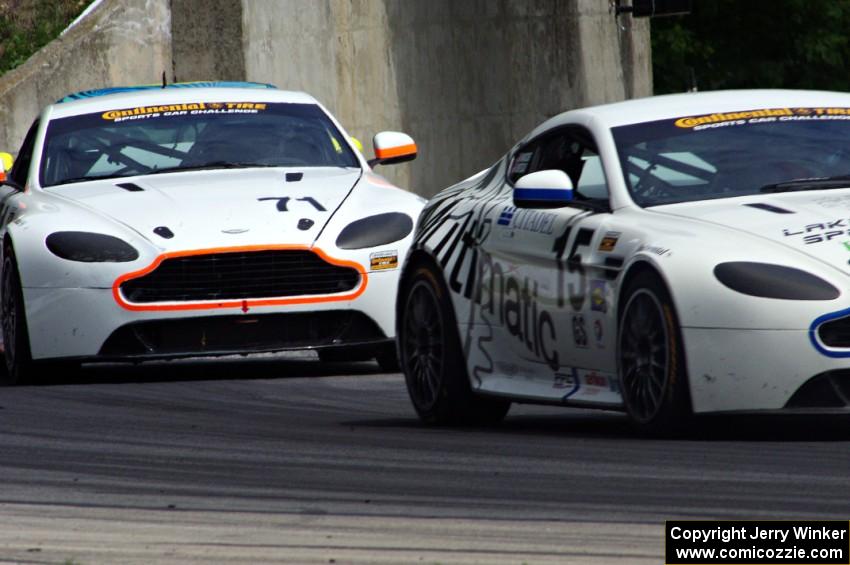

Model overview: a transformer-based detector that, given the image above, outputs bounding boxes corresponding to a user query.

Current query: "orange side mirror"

[371,132,417,166]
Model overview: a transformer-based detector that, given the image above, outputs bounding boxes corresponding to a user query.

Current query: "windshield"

[612,107,850,206]
[40,101,360,187]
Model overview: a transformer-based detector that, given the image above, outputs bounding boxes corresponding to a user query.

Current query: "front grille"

[817,315,850,348]
[120,250,360,303]
[99,311,387,357]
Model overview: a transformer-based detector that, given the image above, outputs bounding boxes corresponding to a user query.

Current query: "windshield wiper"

[51,173,139,186]
[146,162,279,175]
[759,175,850,193]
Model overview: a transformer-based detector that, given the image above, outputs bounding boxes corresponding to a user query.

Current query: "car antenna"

[162,71,167,88]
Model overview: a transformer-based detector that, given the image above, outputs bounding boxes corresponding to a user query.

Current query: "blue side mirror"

[513,169,574,208]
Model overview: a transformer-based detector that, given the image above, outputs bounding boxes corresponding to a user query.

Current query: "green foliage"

[0,1,90,75]
[652,0,850,93]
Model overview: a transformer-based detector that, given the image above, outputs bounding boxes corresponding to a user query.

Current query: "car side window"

[508,147,537,183]
[509,127,610,202]
[9,120,39,187]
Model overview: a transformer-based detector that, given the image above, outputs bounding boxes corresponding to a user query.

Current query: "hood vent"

[153,226,174,239]
[116,182,144,192]
[744,203,794,214]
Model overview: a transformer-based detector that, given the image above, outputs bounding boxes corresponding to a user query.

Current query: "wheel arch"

[3,223,41,288]
[617,258,679,320]
[2,231,21,284]
[396,248,446,336]
[617,257,694,418]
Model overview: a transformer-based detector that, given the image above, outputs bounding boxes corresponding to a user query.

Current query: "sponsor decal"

[553,373,574,389]
[101,101,268,122]
[511,209,557,234]
[598,231,620,252]
[584,371,607,388]
[497,206,516,226]
[476,257,560,371]
[370,250,398,271]
[593,319,604,347]
[554,368,580,398]
[674,107,850,131]
[782,218,850,244]
[496,206,556,234]
[590,280,608,313]
[572,314,588,348]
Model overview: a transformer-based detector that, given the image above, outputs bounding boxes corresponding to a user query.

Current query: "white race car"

[0,81,424,384]
[397,89,850,432]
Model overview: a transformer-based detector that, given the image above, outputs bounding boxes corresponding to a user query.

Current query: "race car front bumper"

[21,269,400,362]
[683,327,850,413]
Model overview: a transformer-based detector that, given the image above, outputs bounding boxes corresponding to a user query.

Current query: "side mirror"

[514,169,574,208]
[0,152,12,183]
[370,131,417,167]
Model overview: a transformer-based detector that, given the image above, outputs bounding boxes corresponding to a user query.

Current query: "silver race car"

[0,81,424,383]
[397,89,850,431]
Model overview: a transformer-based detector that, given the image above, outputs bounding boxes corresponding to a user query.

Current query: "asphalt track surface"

[1,354,849,564]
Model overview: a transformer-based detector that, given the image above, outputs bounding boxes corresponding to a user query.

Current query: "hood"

[654,190,850,270]
[43,167,361,250]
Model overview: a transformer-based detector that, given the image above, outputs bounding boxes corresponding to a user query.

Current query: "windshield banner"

[674,107,850,131]
[101,102,269,122]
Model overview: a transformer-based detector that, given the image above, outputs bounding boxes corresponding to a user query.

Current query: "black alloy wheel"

[400,265,510,425]
[617,271,691,433]
[1,247,34,385]
[403,275,444,409]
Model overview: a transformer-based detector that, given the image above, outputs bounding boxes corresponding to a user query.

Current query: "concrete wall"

[171,0,244,83]
[238,0,651,195]
[0,0,171,153]
[0,0,651,197]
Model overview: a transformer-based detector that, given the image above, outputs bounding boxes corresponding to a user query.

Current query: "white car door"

[476,125,623,405]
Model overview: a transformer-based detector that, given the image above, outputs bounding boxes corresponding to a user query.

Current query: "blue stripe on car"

[561,367,581,401]
[497,206,515,225]
[809,306,850,357]
[515,188,572,201]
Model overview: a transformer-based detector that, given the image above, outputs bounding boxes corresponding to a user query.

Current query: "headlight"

[713,262,839,300]
[336,213,413,250]
[46,231,139,262]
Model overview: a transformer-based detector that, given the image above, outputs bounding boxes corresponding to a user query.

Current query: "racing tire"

[617,270,692,434]
[1,247,35,385]
[399,264,510,425]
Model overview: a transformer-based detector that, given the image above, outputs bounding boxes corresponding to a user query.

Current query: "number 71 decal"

[257,196,326,212]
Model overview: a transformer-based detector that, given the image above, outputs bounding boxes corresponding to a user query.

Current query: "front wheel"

[617,271,691,434]
[1,247,35,385]
[399,264,510,425]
